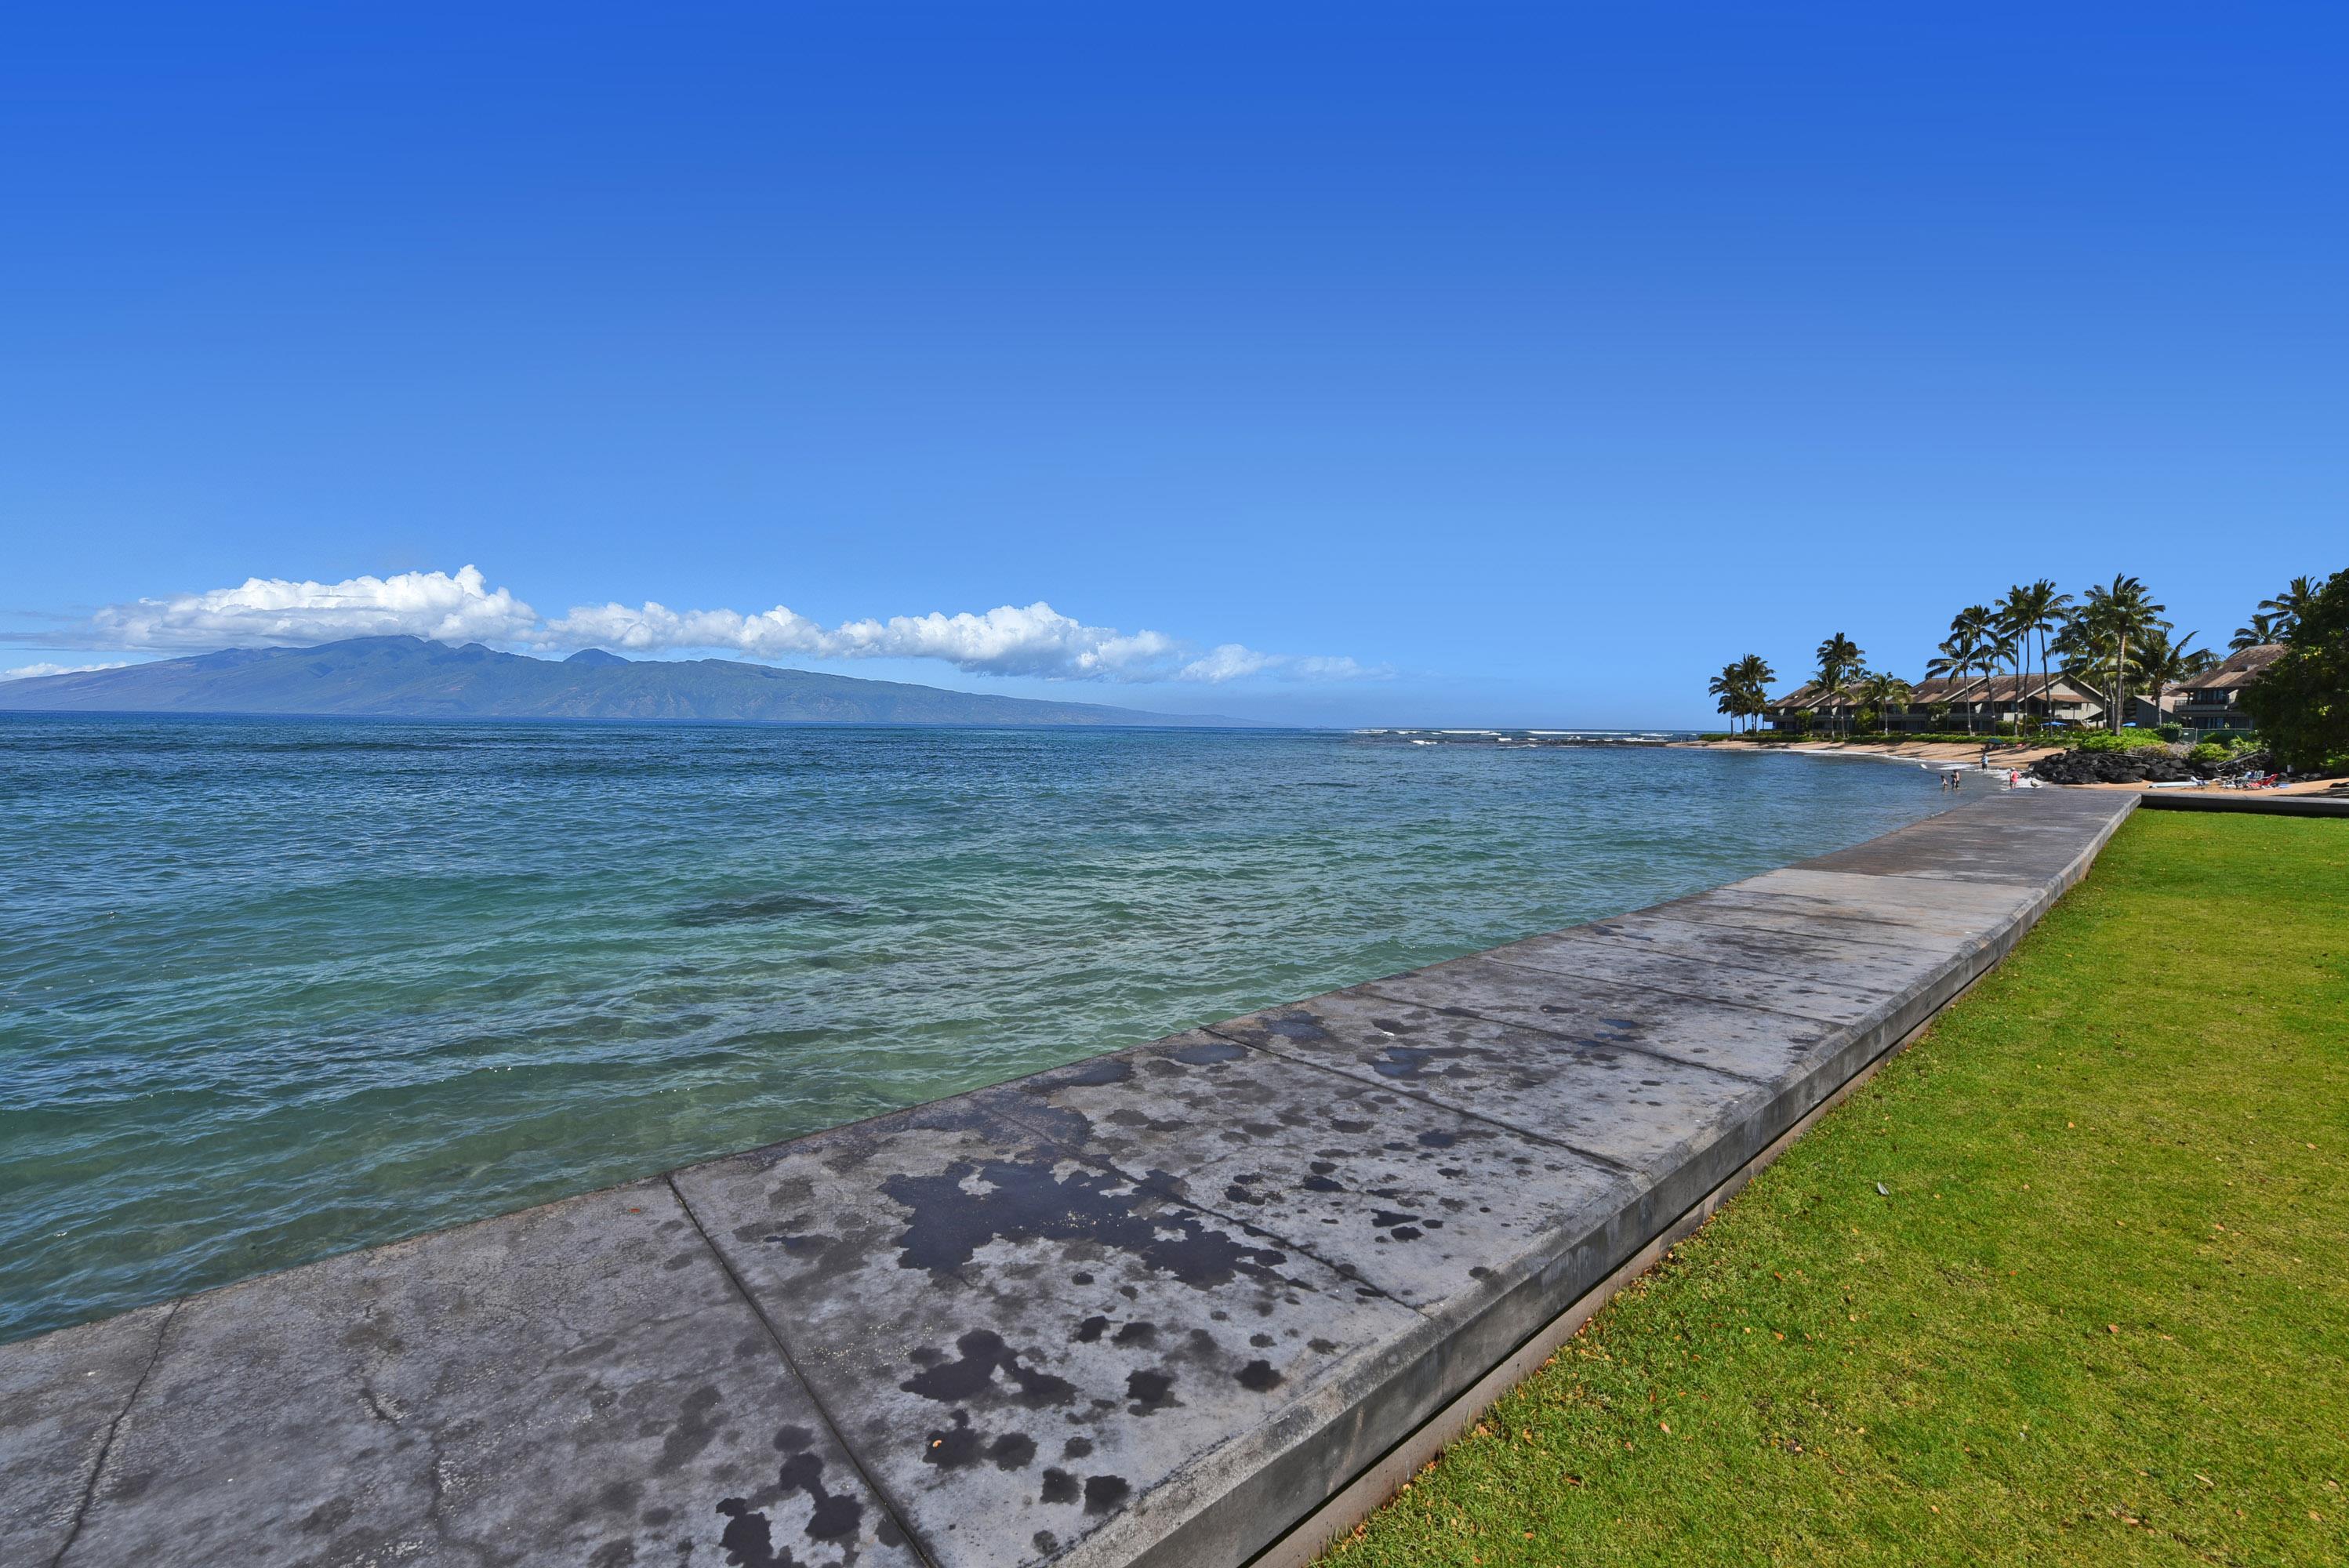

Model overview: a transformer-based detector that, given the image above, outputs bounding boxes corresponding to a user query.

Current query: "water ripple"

[0,717,1951,1341]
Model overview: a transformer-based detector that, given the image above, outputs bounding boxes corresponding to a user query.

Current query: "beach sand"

[1676,737,2348,795]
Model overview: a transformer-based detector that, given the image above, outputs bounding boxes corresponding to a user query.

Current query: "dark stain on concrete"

[881,1158,1288,1287]
[1236,1359,1283,1392]
[657,1385,723,1474]
[714,1497,800,1568]
[899,1329,1075,1408]
[776,1450,864,1541]
[1124,1367,1177,1414]
[1084,1474,1132,1515]
[922,1410,986,1469]
[1051,1057,1134,1087]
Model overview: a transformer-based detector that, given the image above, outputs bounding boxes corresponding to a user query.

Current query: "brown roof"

[1906,673,2101,704]
[1770,673,2102,709]
[2173,643,2284,693]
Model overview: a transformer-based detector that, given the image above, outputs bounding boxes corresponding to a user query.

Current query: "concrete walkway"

[0,789,2137,1568]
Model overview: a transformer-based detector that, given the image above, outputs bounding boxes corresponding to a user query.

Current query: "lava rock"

[2029,749,2194,786]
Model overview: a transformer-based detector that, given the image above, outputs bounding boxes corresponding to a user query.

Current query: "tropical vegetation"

[1706,653,1776,734]
[2239,568,2349,771]
[1712,571,2340,743]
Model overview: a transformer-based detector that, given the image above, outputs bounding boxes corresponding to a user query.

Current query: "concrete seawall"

[1,789,2138,1568]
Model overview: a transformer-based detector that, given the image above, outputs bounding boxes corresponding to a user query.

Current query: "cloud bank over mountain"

[55,567,1379,684]
[0,661,133,681]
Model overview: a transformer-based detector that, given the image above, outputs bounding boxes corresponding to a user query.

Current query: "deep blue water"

[0,717,1955,1341]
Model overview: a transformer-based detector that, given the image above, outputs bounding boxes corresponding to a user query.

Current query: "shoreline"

[1676,735,2349,796]
[1671,735,2064,768]
[0,792,2138,1568]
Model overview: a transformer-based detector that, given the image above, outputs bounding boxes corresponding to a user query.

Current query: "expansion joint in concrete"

[1345,981,1781,1087]
[1198,1026,1647,1180]
[662,1174,939,1568]
[1476,949,1909,1027]
[1555,923,1969,995]
[1649,907,1973,953]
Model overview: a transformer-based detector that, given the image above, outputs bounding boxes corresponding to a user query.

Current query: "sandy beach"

[1674,736,2349,796]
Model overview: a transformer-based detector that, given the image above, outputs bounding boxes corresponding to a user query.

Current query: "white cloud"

[538,599,1173,676]
[1179,644,1275,682]
[67,568,1381,684]
[537,597,1372,683]
[87,565,538,650]
[1175,646,1381,683]
[0,660,134,681]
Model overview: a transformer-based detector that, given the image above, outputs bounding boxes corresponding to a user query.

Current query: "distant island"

[0,636,1247,727]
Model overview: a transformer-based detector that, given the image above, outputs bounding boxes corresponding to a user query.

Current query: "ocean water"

[0,717,1957,1342]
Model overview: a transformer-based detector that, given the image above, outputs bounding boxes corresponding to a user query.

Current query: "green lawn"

[1322,812,2348,1566]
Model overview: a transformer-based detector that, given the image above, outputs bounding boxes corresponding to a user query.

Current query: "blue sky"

[2,2,2341,725]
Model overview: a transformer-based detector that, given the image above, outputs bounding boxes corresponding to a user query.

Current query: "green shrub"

[2241,568,2349,771]
[2155,723,2184,742]
[2070,730,2174,753]
[2186,742,2233,767]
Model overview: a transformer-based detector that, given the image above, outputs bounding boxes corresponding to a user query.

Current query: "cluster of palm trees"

[2234,575,2320,648]
[1706,653,1777,733]
[1708,573,2320,739]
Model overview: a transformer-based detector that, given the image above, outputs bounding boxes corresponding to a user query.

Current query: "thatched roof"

[2173,643,2284,694]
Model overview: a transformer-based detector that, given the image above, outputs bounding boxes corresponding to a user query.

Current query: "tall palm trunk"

[2039,635,2052,733]
[2113,633,2129,732]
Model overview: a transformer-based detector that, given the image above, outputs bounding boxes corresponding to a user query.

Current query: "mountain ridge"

[0,637,1253,727]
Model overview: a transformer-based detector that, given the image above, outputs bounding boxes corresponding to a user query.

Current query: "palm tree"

[2078,575,2169,732]
[1733,654,1775,734]
[1948,606,1999,733]
[1854,670,1913,739]
[2049,608,2105,719]
[1813,633,1862,737]
[1924,634,1984,735]
[2231,610,2285,652]
[2130,628,2209,728]
[1708,654,1780,734]
[2000,580,2070,734]
[2259,575,2320,638]
[1708,663,1741,730]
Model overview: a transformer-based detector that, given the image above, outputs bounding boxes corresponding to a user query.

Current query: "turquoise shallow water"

[0,717,1955,1342]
